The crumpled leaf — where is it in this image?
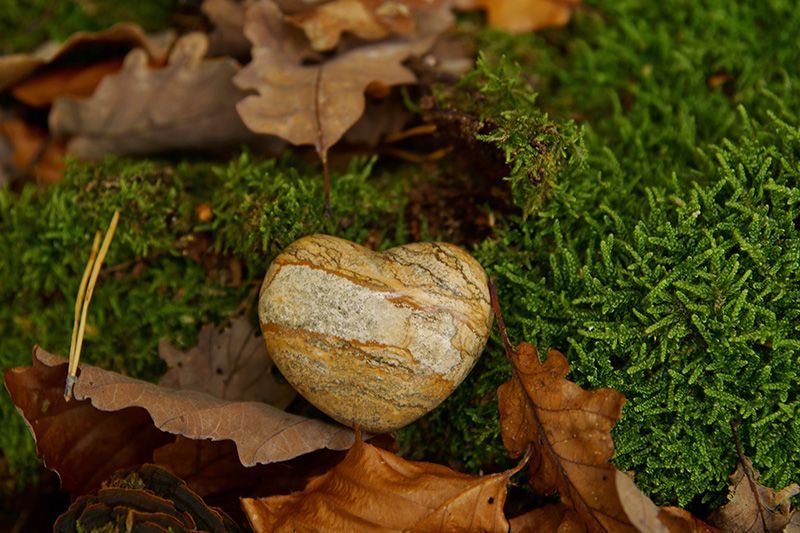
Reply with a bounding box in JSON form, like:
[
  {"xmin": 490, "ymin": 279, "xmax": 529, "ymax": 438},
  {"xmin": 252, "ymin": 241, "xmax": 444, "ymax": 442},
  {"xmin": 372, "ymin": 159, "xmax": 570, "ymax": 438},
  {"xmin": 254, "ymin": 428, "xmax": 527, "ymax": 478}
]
[
  {"xmin": 285, "ymin": 0, "xmax": 448, "ymax": 51},
  {"xmin": 709, "ymin": 456, "xmax": 800, "ymax": 533},
  {"xmin": 3, "ymin": 346, "xmax": 356, "ymax": 495},
  {"xmin": 234, "ymin": 0, "xmax": 450, "ymax": 158},
  {"xmin": 159, "ymin": 317, "xmax": 296, "ymax": 408},
  {"xmin": 454, "ymin": 0, "xmax": 580, "ymax": 33},
  {"xmin": 49, "ymin": 32, "xmax": 277, "ymax": 159},
  {"xmin": 242, "ymin": 434, "xmax": 522, "ymax": 532},
  {"xmin": 54, "ymin": 464, "xmax": 241, "ymax": 533},
  {"xmin": 0, "ymin": 23, "xmax": 173, "ymax": 94}
]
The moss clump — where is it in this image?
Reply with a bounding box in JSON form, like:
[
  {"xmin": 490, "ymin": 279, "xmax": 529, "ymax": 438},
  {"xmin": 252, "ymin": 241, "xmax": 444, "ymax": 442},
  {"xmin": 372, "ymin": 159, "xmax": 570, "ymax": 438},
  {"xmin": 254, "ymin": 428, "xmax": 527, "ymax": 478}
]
[{"xmin": 0, "ymin": 154, "xmax": 407, "ymax": 491}]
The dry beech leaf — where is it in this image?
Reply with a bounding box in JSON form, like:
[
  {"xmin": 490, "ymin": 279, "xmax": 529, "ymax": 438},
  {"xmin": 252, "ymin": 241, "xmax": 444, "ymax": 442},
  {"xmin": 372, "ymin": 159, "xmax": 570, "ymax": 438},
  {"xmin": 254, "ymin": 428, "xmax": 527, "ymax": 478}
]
[
  {"xmin": 454, "ymin": 0, "xmax": 580, "ymax": 33},
  {"xmin": 242, "ymin": 434, "xmax": 522, "ymax": 532},
  {"xmin": 234, "ymin": 0, "xmax": 451, "ymax": 157},
  {"xmin": 285, "ymin": 0, "xmax": 449, "ymax": 52},
  {"xmin": 0, "ymin": 117, "xmax": 65, "ymax": 183},
  {"xmin": 203, "ymin": 0, "xmax": 255, "ymax": 58},
  {"xmin": 49, "ymin": 32, "xmax": 277, "ymax": 159},
  {"xmin": 159, "ymin": 317, "xmax": 296, "ymax": 408},
  {"xmin": 0, "ymin": 23, "xmax": 173, "ymax": 94},
  {"xmin": 709, "ymin": 456, "xmax": 799, "ymax": 533},
  {"xmin": 3, "ymin": 346, "xmax": 356, "ymax": 496}
]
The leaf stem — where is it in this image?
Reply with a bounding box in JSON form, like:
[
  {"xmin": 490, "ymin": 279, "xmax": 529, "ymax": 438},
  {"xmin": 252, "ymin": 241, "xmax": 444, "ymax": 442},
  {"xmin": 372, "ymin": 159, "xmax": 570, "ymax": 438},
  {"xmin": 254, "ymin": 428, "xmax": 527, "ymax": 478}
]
[
  {"xmin": 489, "ymin": 277, "xmax": 515, "ymax": 356},
  {"xmin": 730, "ymin": 419, "xmax": 768, "ymax": 531}
]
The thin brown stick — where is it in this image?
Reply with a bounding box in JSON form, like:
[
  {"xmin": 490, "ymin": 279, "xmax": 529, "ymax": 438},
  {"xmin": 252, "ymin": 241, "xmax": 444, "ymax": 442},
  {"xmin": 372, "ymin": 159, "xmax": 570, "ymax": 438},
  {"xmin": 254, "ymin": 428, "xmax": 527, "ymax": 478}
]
[
  {"xmin": 489, "ymin": 277, "xmax": 515, "ymax": 356},
  {"xmin": 322, "ymin": 150, "xmax": 332, "ymax": 219},
  {"xmin": 383, "ymin": 123, "xmax": 438, "ymax": 143},
  {"xmin": 731, "ymin": 419, "xmax": 768, "ymax": 532}
]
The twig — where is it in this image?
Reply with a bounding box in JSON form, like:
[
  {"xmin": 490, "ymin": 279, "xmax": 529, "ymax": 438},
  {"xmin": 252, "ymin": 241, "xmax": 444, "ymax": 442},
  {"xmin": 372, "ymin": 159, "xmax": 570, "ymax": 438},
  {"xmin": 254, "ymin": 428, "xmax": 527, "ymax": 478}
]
[
  {"xmin": 489, "ymin": 277, "xmax": 515, "ymax": 356},
  {"xmin": 730, "ymin": 419, "xmax": 768, "ymax": 532}
]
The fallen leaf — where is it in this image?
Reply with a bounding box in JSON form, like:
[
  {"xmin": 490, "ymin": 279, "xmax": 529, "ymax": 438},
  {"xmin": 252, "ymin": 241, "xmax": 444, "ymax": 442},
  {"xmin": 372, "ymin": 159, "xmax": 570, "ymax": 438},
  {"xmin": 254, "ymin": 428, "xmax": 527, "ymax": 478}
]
[
  {"xmin": 159, "ymin": 317, "xmax": 296, "ymax": 408},
  {"xmin": 454, "ymin": 0, "xmax": 580, "ymax": 33},
  {"xmin": 509, "ymin": 503, "xmax": 584, "ymax": 532},
  {"xmin": 54, "ymin": 464, "xmax": 241, "ymax": 533},
  {"xmin": 709, "ymin": 456, "xmax": 799, "ymax": 533},
  {"xmin": 49, "ymin": 32, "xmax": 277, "ymax": 159},
  {"xmin": 3, "ymin": 346, "xmax": 356, "ymax": 495},
  {"xmin": 203, "ymin": 0, "xmax": 255, "ymax": 58},
  {"xmin": 0, "ymin": 23, "xmax": 173, "ymax": 93},
  {"xmin": 491, "ymin": 284, "xmax": 714, "ymax": 533},
  {"xmin": 242, "ymin": 434, "xmax": 522, "ymax": 532},
  {"xmin": 285, "ymin": 0, "xmax": 449, "ymax": 51},
  {"xmin": 234, "ymin": 0, "xmax": 450, "ymax": 159},
  {"xmin": 343, "ymin": 95, "xmax": 410, "ymax": 146},
  {"xmin": 0, "ymin": 117, "xmax": 65, "ymax": 183}
]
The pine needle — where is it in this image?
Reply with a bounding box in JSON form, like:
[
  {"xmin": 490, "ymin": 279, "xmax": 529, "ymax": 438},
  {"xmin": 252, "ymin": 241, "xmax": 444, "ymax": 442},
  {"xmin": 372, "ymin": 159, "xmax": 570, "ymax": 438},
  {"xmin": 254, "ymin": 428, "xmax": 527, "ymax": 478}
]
[{"xmin": 64, "ymin": 211, "xmax": 120, "ymax": 400}]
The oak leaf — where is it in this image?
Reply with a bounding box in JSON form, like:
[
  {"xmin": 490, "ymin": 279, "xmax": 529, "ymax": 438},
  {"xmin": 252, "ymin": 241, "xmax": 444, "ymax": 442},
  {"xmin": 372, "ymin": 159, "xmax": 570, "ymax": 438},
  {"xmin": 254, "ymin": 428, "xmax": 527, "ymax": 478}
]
[
  {"xmin": 0, "ymin": 23, "xmax": 173, "ymax": 100},
  {"xmin": 49, "ymin": 32, "xmax": 276, "ymax": 159},
  {"xmin": 709, "ymin": 456, "xmax": 799, "ymax": 533},
  {"xmin": 0, "ymin": 117, "xmax": 65, "ymax": 183},
  {"xmin": 454, "ymin": 0, "xmax": 580, "ymax": 33},
  {"xmin": 203, "ymin": 0, "xmax": 255, "ymax": 58},
  {"xmin": 491, "ymin": 284, "xmax": 715, "ymax": 532},
  {"xmin": 285, "ymin": 0, "xmax": 449, "ymax": 51},
  {"xmin": 3, "ymin": 346, "xmax": 356, "ymax": 495},
  {"xmin": 242, "ymin": 434, "xmax": 523, "ymax": 532},
  {"xmin": 159, "ymin": 317, "xmax": 296, "ymax": 408},
  {"xmin": 234, "ymin": 0, "xmax": 450, "ymax": 161}
]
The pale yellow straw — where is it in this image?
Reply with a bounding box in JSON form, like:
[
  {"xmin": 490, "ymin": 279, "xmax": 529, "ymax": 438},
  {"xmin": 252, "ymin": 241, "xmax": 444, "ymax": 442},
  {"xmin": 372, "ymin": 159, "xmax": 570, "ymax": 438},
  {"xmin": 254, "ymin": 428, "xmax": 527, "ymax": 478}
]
[{"xmin": 64, "ymin": 211, "xmax": 120, "ymax": 400}]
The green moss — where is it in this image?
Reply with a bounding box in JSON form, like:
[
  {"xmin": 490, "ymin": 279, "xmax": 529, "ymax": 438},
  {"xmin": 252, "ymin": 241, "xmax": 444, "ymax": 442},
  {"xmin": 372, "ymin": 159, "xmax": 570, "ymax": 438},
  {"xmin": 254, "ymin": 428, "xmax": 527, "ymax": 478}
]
[
  {"xmin": 0, "ymin": 0, "xmax": 176, "ymax": 54},
  {"xmin": 0, "ymin": 154, "xmax": 407, "ymax": 492}
]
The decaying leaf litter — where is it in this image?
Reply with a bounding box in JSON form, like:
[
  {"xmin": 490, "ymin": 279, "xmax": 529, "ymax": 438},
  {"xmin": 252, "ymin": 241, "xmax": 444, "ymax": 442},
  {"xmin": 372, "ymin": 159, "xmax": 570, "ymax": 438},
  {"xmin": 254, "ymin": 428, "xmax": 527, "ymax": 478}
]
[{"xmin": 2, "ymin": 0, "xmax": 799, "ymax": 531}]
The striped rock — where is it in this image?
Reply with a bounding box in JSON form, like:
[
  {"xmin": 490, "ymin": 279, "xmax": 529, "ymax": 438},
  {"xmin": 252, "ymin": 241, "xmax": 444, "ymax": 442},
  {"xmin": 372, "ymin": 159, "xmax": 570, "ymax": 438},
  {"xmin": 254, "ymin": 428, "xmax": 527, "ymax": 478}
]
[{"xmin": 258, "ymin": 234, "xmax": 492, "ymax": 433}]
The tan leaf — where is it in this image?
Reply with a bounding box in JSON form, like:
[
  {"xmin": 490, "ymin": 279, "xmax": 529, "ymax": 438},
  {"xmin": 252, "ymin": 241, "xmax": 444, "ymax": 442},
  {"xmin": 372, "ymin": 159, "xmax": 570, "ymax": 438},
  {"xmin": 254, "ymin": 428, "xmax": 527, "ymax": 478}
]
[
  {"xmin": 0, "ymin": 23, "xmax": 173, "ymax": 93},
  {"xmin": 49, "ymin": 32, "xmax": 277, "ymax": 159},
  {"xmin": 203, "ymin": 0, "xmax": 255, "ymax": 58},
  {"xmin": 285, "ymin": 0, "xmax": 448, "ymax": 51},
  {"xmin": 709, "ymin": 456, "xmax": 800, "ymax": 532},
  {"xmin": 3, "ymin": 346, "xmax": 356, "ymax": 496},
  {"xmin": 234, "ymin": 0, "xmax": 450, "ymax": 156},
  {"xmin": 454, "ymin": 0, "xmax": 580, "ymax": 33},
  {"xmin": 242, "ymin": 434, "xmax": 521, "ymax": 532},
  {"xmin": 509, "ymin": 503, "xmax": 585, "ymax": 532},
  {"xmin": 159, "ymin": 317, "xmax": 296, "ymax": 408},
  {"xmin": 11, "ymin": 58, "xmax": 125, "ymax": 108}
]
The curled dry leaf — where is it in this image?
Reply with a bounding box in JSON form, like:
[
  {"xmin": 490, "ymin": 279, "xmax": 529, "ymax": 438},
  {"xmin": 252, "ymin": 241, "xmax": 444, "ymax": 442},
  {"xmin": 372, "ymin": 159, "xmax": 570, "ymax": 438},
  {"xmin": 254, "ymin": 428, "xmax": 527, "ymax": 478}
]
[
  {"xmin": 242, "ymin": 434, "xmax": 523, "ymax": 532},
  {"xmin": 3, "ymin": 347, "xmax": 355, "ymax": 495},
  {"xmin": 0, "ymin": 23, "xmax": 174, "ymax": 102},
  {"xmin": 49, "ymin": 32, "xmax": 277, "ymax": 159},
  {"xmin": 491, "ymin": 284, "xmax": 714, "ymax": 532},
  {"xmin": 285, "ymin": 0, "xmax": 449, "ymax": 51},
  {"xmin": 709, "ymin": 456, "xmax": 799, "ymax": 533},
  {"xmin": 159, "ymin": 317, "xmax": 296, "ymax": 408},
  {"xmin": 454, "ymin": 0, "xmax": 580, "ymax": 33},
  {"xmin": 234, "ymin": 0, "xmax": 450, "ymax": 157}
]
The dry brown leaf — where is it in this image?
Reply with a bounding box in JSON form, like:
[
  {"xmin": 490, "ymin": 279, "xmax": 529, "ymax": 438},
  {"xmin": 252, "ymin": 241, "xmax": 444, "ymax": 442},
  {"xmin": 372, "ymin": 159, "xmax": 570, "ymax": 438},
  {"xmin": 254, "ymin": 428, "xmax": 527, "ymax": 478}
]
[
  {"xmin": 509, "ymin": 503, "xmax": 585, "ymax": 532},
  {"xmin": 242, "ymin": 434, "xmax": 522, "ymax": 532},
  {"xmin": 203, "ymin": 0, "xmax": 255, "ymax": 58},
  {"xmin": 10, "ymin": 58, "xmax": 125, "ymax": 108},
  {"xmin": 285, "ymin": 0, "xmax": 449, "ymax": 51},
  {"xmin": 0, "ymin": 117, "xmax": 65, "ymax": 183},
  {"xmin": 234, "ymin": 0, "xmax": 449, "ymax": 157},
  {"xmin": 3, "ymin": 346, "xmax": 356, "ymax": 496},
  {"xmin": 49, "ymin": 32, "xmax": 276, "ymax": 159},
  {"xmin": 159, "ymin": 317, "xmax": 296, "ymax": 408},
  {"xmin": 0, "ymin": 23, "xmax": 173, "ymax": 93},
  {"xmin": 455, "ymin": 0, "xmax": 580, "ymax": 33},
  {"xmin": 491, "ymin": 284, "xmax": 714, "ymax": 533},
  {"xmin": 709, "ymin": 456, "xmax": 799, "ymax": 533}
]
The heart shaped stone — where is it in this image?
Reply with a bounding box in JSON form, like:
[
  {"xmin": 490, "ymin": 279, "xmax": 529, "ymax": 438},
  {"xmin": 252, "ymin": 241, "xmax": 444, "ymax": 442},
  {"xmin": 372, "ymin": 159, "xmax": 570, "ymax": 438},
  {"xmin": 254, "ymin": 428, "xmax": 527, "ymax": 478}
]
[{"xmin": 258, "ymin": 234, "xmax": 492, "ymax": 433}]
